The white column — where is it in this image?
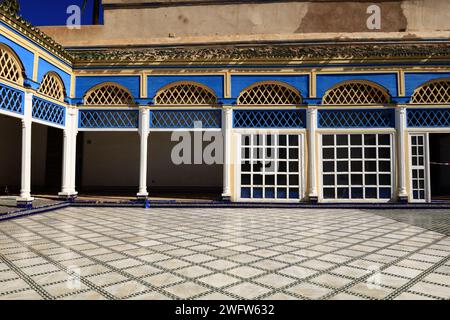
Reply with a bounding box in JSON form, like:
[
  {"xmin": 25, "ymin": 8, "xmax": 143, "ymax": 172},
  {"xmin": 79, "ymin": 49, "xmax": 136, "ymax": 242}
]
[
  {"xmin": 222, "ymin": 108, "xmax": 232, "ymax": 200},
  {"xmin": 59, "ymin": 129, "xmax": 71, "ymax": 195},
  {"xmin": 396, "ymin": 106, "xmax": 408, "ymax": 201},
  {"xmin": 17, "ymin": 92, "xmax": 34, "ymax": 207},
  {"xmin": 68, "ymin": 109, "xmax": 79, "ymax": 196},
  {"xmin": 59, "ymin": 108, "xmax": 78, "ymax": 199},
  {"xmin": 307, "ymin": 108, "xmax": 319, "ymax": 202},
  {"xmin": 137, "ymin": 108, "xmax": 150, "ymax": 199}
]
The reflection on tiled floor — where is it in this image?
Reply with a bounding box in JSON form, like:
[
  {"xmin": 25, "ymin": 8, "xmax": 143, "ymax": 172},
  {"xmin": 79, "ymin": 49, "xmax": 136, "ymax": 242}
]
[
  {"xmin": 0, "ymin": 207, "xmax": 449, "ymax": 300},
  {"xmin": 369, "ymin": 209, "xmax": 450, "ymax": 236}
]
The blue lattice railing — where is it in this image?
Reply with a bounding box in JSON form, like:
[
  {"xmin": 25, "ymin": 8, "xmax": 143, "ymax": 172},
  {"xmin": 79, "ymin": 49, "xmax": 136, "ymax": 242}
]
[
  {"xmin": 150, "ymin": 110, "xmax": 222, "ymax": 129},
  {"xmin": 233, "ymin": 110, "xmax": 306, "ymax": 128},
  {"xmin": 407, "ymin": 109, "xmax": 450, "ymax": 127},
  {"xmin": 32, "ymin": 97, "xmax": 66, "ymax": 126},
  {"xmin": 0, "ymin": 82, "xmax": 24, "ymax": 114},
  {"xmin": 79, "ymin": 110, "xmax": 139, "ymax": 129},
  {"xmin": 318, "ymin": 109, "xmax": 395, "ymax": 128}
]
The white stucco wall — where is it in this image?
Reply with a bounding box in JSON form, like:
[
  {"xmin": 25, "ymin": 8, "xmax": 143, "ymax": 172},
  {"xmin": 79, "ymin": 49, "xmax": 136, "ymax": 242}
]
[
  {"xmin": 0, "ymin": 116, "xmax": 48, "ymax": 192},
  {"xmin": 31, "ymin": 123, "xmax": 48, "ymax": 188},
  {"xmin": 0, "ymin": 116, "xmax": 21, "ymax": 191},
  {"xmin": 148, "ymin": 132, "xmax": 222, "ymax": 188},
  {"xmin": 81, "ymin": 132, "xmax": 140, "ymax": 188},
  {"xmin": 81, "ymin": 132, "xmax": 222, "ymax": 189}
]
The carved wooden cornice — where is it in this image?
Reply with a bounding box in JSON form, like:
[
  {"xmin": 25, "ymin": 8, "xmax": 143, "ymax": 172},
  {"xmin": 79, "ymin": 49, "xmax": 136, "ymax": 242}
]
[
  {"xmin": 0, "ymin": 2, "xmax": 73, "ymax": 63},
  {"xmin": 70, "ymin": 43, "xmax": 450, "ymax": 64}
]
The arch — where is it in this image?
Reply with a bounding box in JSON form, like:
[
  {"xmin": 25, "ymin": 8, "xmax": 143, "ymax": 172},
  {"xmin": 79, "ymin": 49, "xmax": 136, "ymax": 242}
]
[
  {"xmin": 154, "ymin": 81, "xmax": 218, "ymax": 105},
  {"xmin": 410, "ymin": 78, "xmax": 450, "ymax": 104},
  {"xmin": 84, "ymin": 82, "xmax": 134, "ymax": 106},
  {"xmin": 0, "ymin": 43, "xmax": 24, "ymax": 85},
  {"xmin": 37, "ymin": 72, "xmax": 66, "ymax": 102},
  {"xmin": 322, "ymin": 80, "xmax": 391, "ymax": 105},
  {"xmin": 237, "ymin": 81, "xmax": 302, "ymax": 105}
]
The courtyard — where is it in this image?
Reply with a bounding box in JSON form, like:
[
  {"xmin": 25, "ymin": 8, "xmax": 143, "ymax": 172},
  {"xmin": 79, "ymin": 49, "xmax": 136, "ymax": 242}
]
[{"xmin": 0, "ymin": 207, "xmax": 449, "ymax": 300}]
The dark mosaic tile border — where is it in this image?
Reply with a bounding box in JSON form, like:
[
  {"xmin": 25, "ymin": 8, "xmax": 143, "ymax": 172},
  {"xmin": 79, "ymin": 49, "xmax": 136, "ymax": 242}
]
[{"xmin": 3, "ymin": 200, "xmax": 450, "ymax": 223}]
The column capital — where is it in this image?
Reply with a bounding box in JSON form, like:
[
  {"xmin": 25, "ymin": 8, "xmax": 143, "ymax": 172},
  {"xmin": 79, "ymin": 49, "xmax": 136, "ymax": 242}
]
[
  {"xmin": 307, "ymin": 108, "xmax": 319, "ymax": 118},
  {"xmin": 396, "ymin": 106, "xmax": 407, "ymax": 114},
  {"xmin": 68, "ymin": 107, "xmax": 79, "ymax": 117},
  {"xmin": 139, "ymin": 106, "xmax": 151, "ymax": 113}
]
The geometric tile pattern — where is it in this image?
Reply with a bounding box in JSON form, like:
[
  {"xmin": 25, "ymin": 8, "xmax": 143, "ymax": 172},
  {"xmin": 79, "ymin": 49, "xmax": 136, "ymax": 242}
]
[
  {"xmin": 322, "ymin": 81, "xmax": 390, "ymax": 105},
  {"xmin": 150, "ymin": 110, "xmax": 221, "ymax": 129},
  {"xmin": 0, "ymin": 207, "xmax": 448, "ymax": 300},
  {"xmin": 154, "ymin": 82, "xmax": 217, "ymax": 105},
  {"xmin": 32, "ymin": 97, "xmax": 66, "ymax": 126},
  {"xmin": 79, "ymin": 110, "xmax": 139, "ymax": 129},
  {"xmin": 84, "ymin": 83, "xmax": 134, "ymax": 106},
  {"xmin": 0, "ymin": 46, "xmax": 22, "ymax": 85},
  {"xmin": 234, "ymin": 110, "xmax": 306, "ymax": 128},
  {"xmin": 407, "ymin": 109, "xmax": 450, "ymax": 128},
  {"xmin": 237, "ymin": 83, "xmax": 302, "ymax": 105},
  {"xmin": 410, "ymin": 79, "xmax": 450, "ymax": 104},
  {"xmin": 37, "ymin": 72, "xmax": 65, "ymax": 102},
  {"xmin": 0, "ymin": 82, "xmax": 23, "ymax": 114},
  {"xmin": 318, "ymin": 109, "xmax": 395, "ymax": 128}
]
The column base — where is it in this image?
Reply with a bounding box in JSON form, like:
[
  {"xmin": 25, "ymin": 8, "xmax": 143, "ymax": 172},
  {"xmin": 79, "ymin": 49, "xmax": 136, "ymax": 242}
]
[
  {"xmin": 137, "ymin": 192, "xmax": 149, "ymax": 200},
  {"xmin": 309, "ymin": 195, "xmax": 319, "ymax": 204},
  {"xmin": 221, "ymin": 194, "xmax": 232, "ymax": 202},
  {"xmin": 58, "ymin": 192, "xmax": 78, "ymax": 201},
  {"xmin": 398, "ymin": 195, "xmax": 409, "ymax": 204},
  {"xmin": 17, "ymin": 197, "xmax": 34, "ymax": 209}
]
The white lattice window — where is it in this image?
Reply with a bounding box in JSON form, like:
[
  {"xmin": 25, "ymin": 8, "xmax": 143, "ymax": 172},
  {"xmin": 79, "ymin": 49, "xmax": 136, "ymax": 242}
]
[
  {"xmin": 154, "ymin": 82, "xmax": 217, "ymax": 105},
  {"xmin": 239, "ymin": 134, "xmax": 303, "ymax": 202},
  {"xmin": 323, "ymin": 81, "xmax": 390, "ymax": 105},
  {"xmin": 84, "ymin": 83, "xmax": 134, "ymax": 105},
  {"xmin": 321, "ymin": 134, "xmax": 394, "ymax": 201},
  {"xmin": 237, "ymin": 82, "xmax": 302, "ymax": 105},
  {"xmin": 0, "ymin": 45, "xmax": 23, "ymax": 85},
  {"xmin": 37, "ymin": 72, "xmax": 65, "ymax": 102},
  {"xmin": 411, "ymin": 79, "xmax": 450, "ymax": 104}
]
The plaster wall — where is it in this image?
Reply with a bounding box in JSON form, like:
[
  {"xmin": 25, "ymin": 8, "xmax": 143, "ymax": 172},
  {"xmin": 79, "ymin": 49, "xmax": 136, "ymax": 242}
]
[
  {"xmin": 0, "ymin": 117, "xmax": 48, "ymax": 192},
  {"xmin": 40, "ymin": 0, "xmax": 450, "ymax": 47}
]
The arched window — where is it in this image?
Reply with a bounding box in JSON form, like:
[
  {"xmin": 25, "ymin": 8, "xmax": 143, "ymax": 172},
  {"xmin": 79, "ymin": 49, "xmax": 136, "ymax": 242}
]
[
  {"xmin": 37, "ymin": 72, "xmax": 66, "ymax": 102},
  {"xmin": 154, "ymin": 82, "xmax": 217, "ymax": 105},
  {"xmin": 411, "ymin": 79, "xmax": 450, "ymax": 104},
  {"xmin": 322, "ymin": 81, "xmax": 390, "ymax": 105},
  {"xmin": 0, "ymin": 44, "xmax": 23, "ymax": 85},
  {"xmin": 237, "ymin": 82, "xmax": 302, "ymax": 105},
  {"xmin": 84, "ymin": 83, "xmax": 134, "ymax": 105}
]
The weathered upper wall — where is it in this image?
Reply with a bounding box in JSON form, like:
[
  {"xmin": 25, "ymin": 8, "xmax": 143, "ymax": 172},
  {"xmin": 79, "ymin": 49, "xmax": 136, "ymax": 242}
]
[{"xmin": 40, "ymin": 0, "xmax": 450, "ymax": 47}]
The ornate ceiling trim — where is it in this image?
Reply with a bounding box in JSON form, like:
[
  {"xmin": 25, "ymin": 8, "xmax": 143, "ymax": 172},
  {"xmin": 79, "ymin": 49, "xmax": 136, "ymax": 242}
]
[
  {"xmin": 0, "ymin": 2, "xmax": 73, "ymax": 63},
  {"xmin": 70, "ymin": 43, "xmax": 450, "ymax": 64}
]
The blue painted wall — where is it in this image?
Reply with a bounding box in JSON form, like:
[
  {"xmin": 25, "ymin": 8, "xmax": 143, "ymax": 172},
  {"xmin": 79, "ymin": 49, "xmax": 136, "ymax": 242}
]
[
  {"xmin": 0, "ymin": 33, "xmax": 34, "ymax": 79},
  {"xmin": 37, "ymin": 58, "xmax": 71, "ymax": 95},
  {"xmin": 148, "ymin": 75, "xmax": 224, "ymax": 98},
  {"xmin": 231, "ymin": 75, "xmax": 309, "ymax": 98},
  {"xmin": 75, "ymin": 76, "xmax": 140, "ymax": 99},
  {"xmin": 405, "ymin": 73, "xmax": 450, "ymax": 97},
  {"xmin": 316, "ymin": 73, "xmax": 399, "ymax": 98}
]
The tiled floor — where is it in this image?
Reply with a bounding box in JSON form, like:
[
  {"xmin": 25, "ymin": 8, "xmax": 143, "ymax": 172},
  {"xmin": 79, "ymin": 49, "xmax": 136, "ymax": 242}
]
[{"xmin": 0, "ymin": 207, "xmax": 449, "ymax": 300}]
